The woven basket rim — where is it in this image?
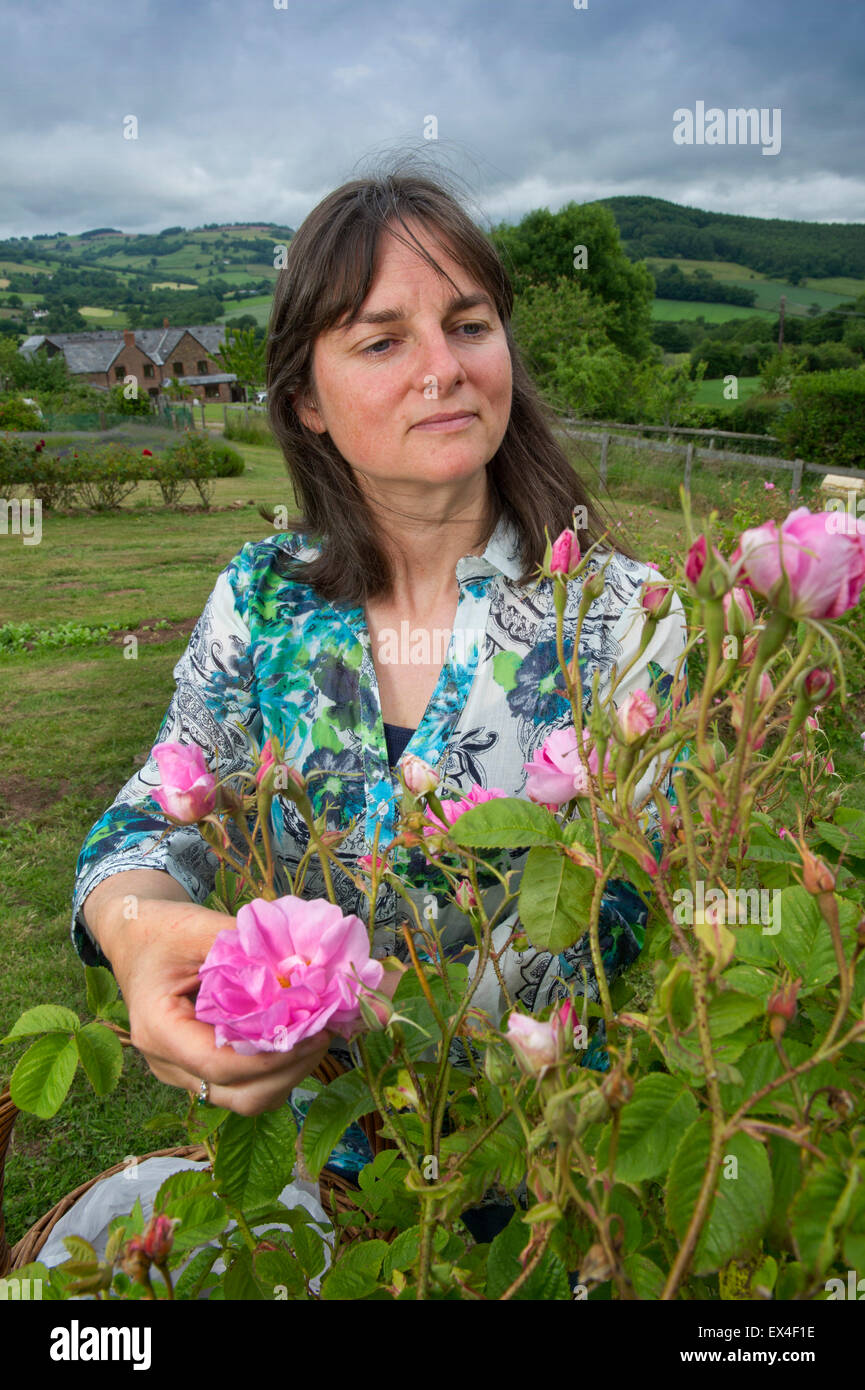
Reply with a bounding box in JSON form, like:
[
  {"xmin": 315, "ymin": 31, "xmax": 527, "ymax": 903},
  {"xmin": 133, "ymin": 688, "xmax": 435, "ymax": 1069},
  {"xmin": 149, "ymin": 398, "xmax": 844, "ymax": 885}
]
[{"xmin": 1, "ymin": 1051, "xmax": 398, "ymax": 1275}]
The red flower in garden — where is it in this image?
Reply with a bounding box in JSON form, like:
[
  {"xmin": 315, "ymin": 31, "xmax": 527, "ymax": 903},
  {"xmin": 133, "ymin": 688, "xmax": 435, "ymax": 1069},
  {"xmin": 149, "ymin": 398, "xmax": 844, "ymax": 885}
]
[{"xmin": 142, "ymin": 449, "xmax": 153, "ymax": 456}]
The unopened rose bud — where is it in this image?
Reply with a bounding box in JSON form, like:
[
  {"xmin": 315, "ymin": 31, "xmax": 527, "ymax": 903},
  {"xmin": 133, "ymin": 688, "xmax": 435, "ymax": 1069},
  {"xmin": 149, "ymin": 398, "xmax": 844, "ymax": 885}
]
[
  {"xmin": 741, "ymin": 632, "xmax": 760, "ymax": 666},
  {"xmin": 803, "ymin": 668, "xmax": 835, "ymax": 703},
  {"xmin": 685, "ymin": 535, "xmax": 707, "ymax": 588},
  {"xmin": 402, "ymin": 753, "xmax": 440, "ymax": 796},
  {"xmin": 142, "ymin": 1213, "xmax": 177, "ymax": 1265},
  {"xmin": 798, "ymin": 843, "xmax": 836, "ymax": 895},
  {"xmin": 120, "ymin": 1236, "xmax": 152, "ymax": 1285},
  {"xmin": 723, "ymin": 586, "xmax": 756, "ymax": 638},
  {"xmin": 601, "ymin": 1065, "xmax": 633, "ymax": 1110},
  {"xmin": 767, "ymin": 976, "xmax": 801, "ymax": 1039},
  {"xmin": 642, "ymin": 581, "xmax": 673, "ymax": 618},
  {"xmin": 484, "ymin": 1046, "xmax": 514, "ymax": 1086},
  {"xmin": 549, "ymin": 527, "xmax": 581, "ymax": 577},
  {"xmin": 455, "ymin": 878, "xmax": 477, "ymax": 911},
  {"xmin": 617, "ymin": 689, "xmax": 658, "ymax": 743}
]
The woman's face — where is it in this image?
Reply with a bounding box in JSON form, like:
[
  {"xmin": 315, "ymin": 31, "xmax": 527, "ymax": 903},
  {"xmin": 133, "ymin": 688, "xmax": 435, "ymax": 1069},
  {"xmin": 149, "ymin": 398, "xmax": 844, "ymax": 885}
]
[{"xmin": 296, "ymin": 220, "xmax": 513, "ymax": 502}]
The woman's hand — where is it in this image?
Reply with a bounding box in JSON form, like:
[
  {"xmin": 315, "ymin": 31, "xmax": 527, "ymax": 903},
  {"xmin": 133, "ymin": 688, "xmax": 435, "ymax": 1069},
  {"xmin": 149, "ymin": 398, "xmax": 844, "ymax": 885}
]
[{"xmin": 94, "ymin": 895, "xmax": 335, "ymax": 1116}]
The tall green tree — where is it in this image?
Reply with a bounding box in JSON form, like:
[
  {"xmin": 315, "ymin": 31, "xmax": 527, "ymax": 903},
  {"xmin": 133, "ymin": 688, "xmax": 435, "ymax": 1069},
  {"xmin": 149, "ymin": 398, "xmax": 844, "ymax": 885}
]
[{"xmin": 491, "ymin": 202, "xmax": 655, "ymax": 359}]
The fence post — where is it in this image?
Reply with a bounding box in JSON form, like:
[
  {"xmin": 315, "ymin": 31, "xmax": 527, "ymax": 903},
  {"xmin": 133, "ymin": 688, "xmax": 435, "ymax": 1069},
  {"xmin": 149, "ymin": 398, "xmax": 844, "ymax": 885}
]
[
  {"xmin": 791, "ymin": 458, "xmax": 803, "ymax": 500},
  {"xmin": 684, "ymin": 442, "xmax": 694, "ymax": 491},
  {"xmin": 599, "ymin": 433, "xmax": 609, "ymax": 486},
  {"xmin": 708, "ymin": 436, "xmax": 715, "ymax": 452},
  {"xmin": 223, "ymin": 404, "xmax": 228, "ymax": 429},
  {"xmin": 99, "ymin": 410, "xmax": 106, "ymax": 431}
]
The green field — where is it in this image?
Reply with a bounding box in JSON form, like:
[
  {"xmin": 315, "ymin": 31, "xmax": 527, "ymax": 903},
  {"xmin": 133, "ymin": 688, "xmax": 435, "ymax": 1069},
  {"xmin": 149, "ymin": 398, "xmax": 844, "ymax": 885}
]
[
  {"xmin": 651, "ymin": 299, "xmax": 774, "ymax": 323},
  {"xmin": 217, "ymin": 292, "xmax": 274, "ymax": 326},
  {"xmin": 692, "ymin": 375, "xmax": 762, "ymax": 406}
]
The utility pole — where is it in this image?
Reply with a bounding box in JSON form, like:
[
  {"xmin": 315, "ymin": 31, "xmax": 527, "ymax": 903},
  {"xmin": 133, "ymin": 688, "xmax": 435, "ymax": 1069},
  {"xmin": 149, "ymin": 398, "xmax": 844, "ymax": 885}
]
[{"xmin": 778, "ymin": 295, "xmax": 786, "ymax": 352}]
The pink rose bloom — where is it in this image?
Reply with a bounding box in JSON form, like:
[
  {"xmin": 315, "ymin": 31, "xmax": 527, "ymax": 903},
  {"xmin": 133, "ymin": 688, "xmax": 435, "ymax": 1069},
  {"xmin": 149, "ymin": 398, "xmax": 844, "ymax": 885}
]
[
  {"xmin": 196, "ymin": 895, "xmax": 384, "ymax": 1054},
  {"xmin": 550, "ymin": 528, "xmax": 581, "ymax": 576},
  {"xmin": 151, "ymin": 741, "xmax": 217, "ymax": 823},
  {"xmin": 736, "ymin": 508, "xmax": 865, "ymax": 620},
  {"xmin": 505, "ymin": 1012, "xmax": 559, "ymax": 1075},
  {"xmin": 764, "ymin": 480, "xmax": 775, "ymax": 491},
  {"xmin": 402, "ymin": 753, "xmax": 440, "ymax": 795},
  {"xmin": 617, "ymin": 689, "xmax": 657, "ymax": 742},
  {"xmin": 357, "ymin": 852, "xmax": 387, "ymax": 873},
  {"xmin": 423, "ymin": 783, "xmax": 508, "ymax": 836},
  {"xmin": 524, "ymin": 727, "xmax": 592, "ymax": 806}
]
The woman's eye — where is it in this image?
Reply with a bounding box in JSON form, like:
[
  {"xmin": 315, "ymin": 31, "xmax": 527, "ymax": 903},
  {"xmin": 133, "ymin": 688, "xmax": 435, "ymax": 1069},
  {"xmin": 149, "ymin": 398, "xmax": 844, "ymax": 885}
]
[
  {"xmin": 457, "ymin": 321, "xmax": 487, "ymax": 336},
  {"xmin": 362, "ymin": 337, "xmax": 396, "ymax": 356}
]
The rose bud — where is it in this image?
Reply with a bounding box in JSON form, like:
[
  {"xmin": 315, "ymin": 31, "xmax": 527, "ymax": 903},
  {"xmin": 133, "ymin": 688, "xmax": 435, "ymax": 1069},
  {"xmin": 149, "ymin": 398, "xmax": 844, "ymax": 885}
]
[
  {"xmin": 767, "ymin": 977, "xmax": 802, "ymax": 1040},
  {"xmin": 685, "ymin": 534, "xmax": 707, "ymax": 587},
  {"xmin": 723, "ymin": 585, "xmax": 756, "ymax": 638},
  {"xmin": 549, "ymin": 527, "xmax": 581, "ymax": 577},
  {"xmin": 455, "ymin": 879, "xmax": 477, "ymax": 911},
  {"xmin": 758, "ymin": 672, "xmax": 774, "ymax": 704},
  {"xmin": 741, "ymin": 631, "xmax": 760, "ymax": 666},
  {"xmin": 803, "ymin": 668, "xmax": 835, "ymax": 704},
  {"xmin": 797, "ymin": 842, "xmax": 836, "ymax": 895},
  {"xmin": 120, "ymin": 1236, "xmax": 152, "ymax": 1286},
  {"xmin": 402, "ymin": 753, "xmax": 440, "ymax": 796},
  {"xmin": 142, "ymin": 1213, "xmax": 177, "ymax": 1265},
  {"xmin": 642, "ymin": 581, "xmax": 673, "ymax": 618},
  {"xmin": 504, "ymin": 1011, "xmax": 559, "ymax": 1077},
  {"xmin": 151, "ymin": 741, "xmax": 217, "ymax": 823}
]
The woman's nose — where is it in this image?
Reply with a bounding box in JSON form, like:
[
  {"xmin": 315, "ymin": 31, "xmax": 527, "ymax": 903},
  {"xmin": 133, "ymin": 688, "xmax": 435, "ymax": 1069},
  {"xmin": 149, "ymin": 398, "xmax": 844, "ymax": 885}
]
[{"xmin": 417, "ymin": 329, "xmax": 466, "ymax": 396}]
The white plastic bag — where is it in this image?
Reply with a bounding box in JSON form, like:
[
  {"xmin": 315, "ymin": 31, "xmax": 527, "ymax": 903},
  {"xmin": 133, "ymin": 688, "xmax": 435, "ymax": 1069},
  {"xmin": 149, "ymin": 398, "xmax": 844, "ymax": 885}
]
[{"xmin": 38, "ymin": 1156, "xmax": 335, "ymax": 1297}]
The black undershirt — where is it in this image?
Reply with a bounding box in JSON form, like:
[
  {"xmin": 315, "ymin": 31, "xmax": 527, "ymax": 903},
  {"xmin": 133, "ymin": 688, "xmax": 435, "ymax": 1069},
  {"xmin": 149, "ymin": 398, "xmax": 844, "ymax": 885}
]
[{"xmin": 383, "ymin": 721, "xmax": 416, "ymax": 768}]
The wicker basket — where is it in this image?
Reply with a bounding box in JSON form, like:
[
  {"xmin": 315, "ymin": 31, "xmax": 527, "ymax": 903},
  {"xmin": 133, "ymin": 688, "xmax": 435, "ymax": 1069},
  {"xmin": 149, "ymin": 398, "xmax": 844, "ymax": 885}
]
[{"xmin": 0, "ymin": 1051, "xmax": 397, "ymax": 1280}]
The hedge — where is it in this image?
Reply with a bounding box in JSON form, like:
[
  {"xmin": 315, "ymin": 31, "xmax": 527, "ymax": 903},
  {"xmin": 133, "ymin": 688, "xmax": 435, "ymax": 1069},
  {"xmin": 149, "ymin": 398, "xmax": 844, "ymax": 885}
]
[
  {"xmin": 0, "ymin": 432, "xmax": 244, "ymax": 510},
  {"xmin": 775, "ymin": 367, "xmax": 865, "ymax": 469}
]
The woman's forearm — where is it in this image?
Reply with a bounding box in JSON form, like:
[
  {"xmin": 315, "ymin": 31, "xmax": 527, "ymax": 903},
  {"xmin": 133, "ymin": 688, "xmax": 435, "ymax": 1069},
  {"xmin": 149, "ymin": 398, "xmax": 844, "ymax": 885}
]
[{"xmin": 82, "ymin": 869, "xmax": 195, "ymax": 962}]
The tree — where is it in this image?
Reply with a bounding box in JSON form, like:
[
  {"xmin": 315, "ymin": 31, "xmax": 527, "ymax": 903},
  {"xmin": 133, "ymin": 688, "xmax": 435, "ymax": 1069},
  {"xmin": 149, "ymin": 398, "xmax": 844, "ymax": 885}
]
[
  {"xmin": 491, "ymin": 201, "xmax": 655, "ymax": 359},
  {"xmin": 214, "ymin": 326, "xmax": 267, "ymax": 400}
]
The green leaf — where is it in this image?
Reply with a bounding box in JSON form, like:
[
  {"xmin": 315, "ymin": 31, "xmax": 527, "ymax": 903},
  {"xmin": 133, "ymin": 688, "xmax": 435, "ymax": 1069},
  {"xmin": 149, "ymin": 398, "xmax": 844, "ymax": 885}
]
[
  {"xmin": 2, "ymin": 1004, "xmax": 80, "ymax": 1043},
  {"xmin": 214, "ymin": 1107, "xmax": 298, "ymax": 1209},
  {"xmin": 595, "ymin": 1074, "xmax": 699, "ymax": 1183},
  {"xmin": 842, "ymin": 1185, "xmax": 865, "ymax": 1271},
  {"xmin": 173, "ymin": 1245, "xmax": 221, "ymax": 1300},
  {"xmin": 665, "ymin": 1118, "xmax": 773, "ymax": 1276},
  {"xmin": 706, "ymin": 991, "xmax": 765, "ymax": 1038},
  {"xmin": 484, "ymin": 1212, "xmax": 570, "ymax": 1300},
  {"xmin": 721, "ymin": 965, "xmax": 775, "ymax": 1000},
  {"xmin": 772, "ymin": 886, "xmax": 859, "ymax": 992},
  {"xmin": 62, "ymin": 1235, "xmax": 97, "ymax": 1264},
  {"xmin": 223, "ymin": 1246, "xmax": 268, "ymax": 1300},
  {"xmin": 84, "ymin": 965, "xmax": 119, "ymax": 1016},
  {"xmin": 9, "ymin": 1034, "xmax": 79, "ymax": 1117},
  {"xmin": 254, "ymin": 1243, "xmax": 308, "ymax": 1300},
  {"xmin": 383, "ymin": 1223, "xmax": 450, "ymax": 1279},
  {"xmin": 153, "ymin": 1170, "xmax": 229, "ymax": 1253},
  {"xmin": 518, "ymin": 844, "xmax": 595, "ymax": 953},
  {"xmin": 301, "ymin": 1067, "xmax": 377, "ymax": 1181},
  {"xmin": 623, "ymin": 1252, "xmax": 665, "ymax": 1300},
  {"xmin": 99, "ymin": 1000, "xmax": 130, "ymax": 1029},
  {"xmin": 74, "ymin": 1022, "xmax": 123, "ymax": 1096},
  {"xmin": 320, "ymin": 1238, "xmax": 390, "ymax": 1300},
  {"xmin": 447, "ymin": 797, "xmax": 563, "ymax": 849},
  {"xmin": 791, "ymin": 1159, "xmax": 856, "ymax": 1275}
]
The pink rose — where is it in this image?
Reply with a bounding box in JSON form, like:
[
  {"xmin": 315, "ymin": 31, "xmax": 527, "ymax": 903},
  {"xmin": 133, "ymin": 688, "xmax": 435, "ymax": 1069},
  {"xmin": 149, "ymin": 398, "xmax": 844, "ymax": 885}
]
[
  {"xmin": 195, "ymin": 895, "xmax": 384, "ymax": 1054},
  {"xmin": 803, "ymin": 668, "xmax": 835, "ymax": 703},
  {"xmin": 402, "ymin": 753, "xmax": 440, "ymax": 795},
  {"xmin": 423, "ymin": 783, "xmax": 508, "ymax": 836},
  {"xmin": 505, "ymin": 1012, "xmax": 559, "ymax": 1075},
  {"xmin": 617, "ymin": 689, "xmax": 657, "ymax": 743},
  {"xmin": 151, "ymin": 741, "xmax": 217, "ymax": 822},
  {"xmin": 736, "ymin": 508, "xmax": 865, "ymax": 620},
  {"xmin": 550, "ymin": 528, "xmax": 581, "ymax": 576},
  {"xmin": 523, "ymin": 727, "xmax": 592, "ymax": 806}
]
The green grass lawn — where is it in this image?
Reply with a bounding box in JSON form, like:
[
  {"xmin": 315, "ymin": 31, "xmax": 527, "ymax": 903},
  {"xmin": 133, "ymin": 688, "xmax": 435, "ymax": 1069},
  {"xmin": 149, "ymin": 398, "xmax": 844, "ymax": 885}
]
[
  {"xmin": 1, "ymin": 431, "xmax": 863, "ymax": 1250},
  {"xmin": 693, "ymin": 376, "xmax": 762, "ymax": 406}
]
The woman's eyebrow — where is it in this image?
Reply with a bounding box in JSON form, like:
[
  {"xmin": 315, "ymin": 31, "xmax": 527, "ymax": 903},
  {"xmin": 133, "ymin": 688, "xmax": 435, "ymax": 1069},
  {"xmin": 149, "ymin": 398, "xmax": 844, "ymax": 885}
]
[{"xmin": 341, "ymin": 292, "xmax": 494, "ymax": 331}]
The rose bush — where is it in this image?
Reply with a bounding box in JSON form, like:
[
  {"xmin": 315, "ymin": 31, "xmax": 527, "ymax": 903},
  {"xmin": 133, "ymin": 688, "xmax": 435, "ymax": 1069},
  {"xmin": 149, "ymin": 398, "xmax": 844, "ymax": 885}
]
[{"xmin": 5, "ymin": 502, "xmax": 865, "ymax": 1304}]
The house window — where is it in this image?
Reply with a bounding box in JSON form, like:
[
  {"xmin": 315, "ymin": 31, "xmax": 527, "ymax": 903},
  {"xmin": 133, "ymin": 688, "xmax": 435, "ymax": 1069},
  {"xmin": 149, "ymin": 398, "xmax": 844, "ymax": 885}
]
[
  {"xmin": 173, "ymin": 361, "xmax": 184, "ymax": 376},
  {"xmin": 148, "ymin": 387, "xmax": 159, "ymax": 398},
  {"xmin": 115, "ymin": 365, "xmax": 125, "ymax": 380},
  {"xmin": 197, "ymin": 360, "xmax": 208, "ymax": 374},
  {"xmin": 143, "ymin": 363, "xmax": 154, "ymax": 378},
  {"xmin": 205, "ymin": 384, "xmax": 220, "ymax": 398}
]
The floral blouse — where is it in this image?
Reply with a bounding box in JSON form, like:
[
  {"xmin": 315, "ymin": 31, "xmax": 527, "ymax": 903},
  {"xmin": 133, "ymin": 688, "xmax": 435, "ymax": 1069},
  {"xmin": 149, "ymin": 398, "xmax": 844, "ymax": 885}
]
[{"xmin": 70, "ymin": 515, "xmax": 688, "ymax": 1181}]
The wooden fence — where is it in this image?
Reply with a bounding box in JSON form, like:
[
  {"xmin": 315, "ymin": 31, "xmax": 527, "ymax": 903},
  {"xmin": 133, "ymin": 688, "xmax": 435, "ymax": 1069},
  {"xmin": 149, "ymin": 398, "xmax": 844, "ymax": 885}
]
[{"xmin": 556, "ymin": 416, "xmax": 865, "ymax": 498}]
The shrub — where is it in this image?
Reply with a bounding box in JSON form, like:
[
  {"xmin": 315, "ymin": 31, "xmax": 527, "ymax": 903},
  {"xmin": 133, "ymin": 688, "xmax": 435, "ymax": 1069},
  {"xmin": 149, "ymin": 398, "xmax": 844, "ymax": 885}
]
[
  {"xmin": 776, "ymin": 367, "xmax": 865, "ymax": 469},
  {"xmin": 223, "ymin": 417, "xmax": 275, "ymax": 446},
  {"xmin": 0, "ymin": 396, "xmax": 42, "ymax": 431}
]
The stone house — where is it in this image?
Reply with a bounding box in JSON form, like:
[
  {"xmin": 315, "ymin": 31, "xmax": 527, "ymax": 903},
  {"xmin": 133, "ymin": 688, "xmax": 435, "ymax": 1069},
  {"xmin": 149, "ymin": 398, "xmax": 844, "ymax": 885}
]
[{"xmin": 17, "ymin": 323, "xmax": 242, "ymax": 402}]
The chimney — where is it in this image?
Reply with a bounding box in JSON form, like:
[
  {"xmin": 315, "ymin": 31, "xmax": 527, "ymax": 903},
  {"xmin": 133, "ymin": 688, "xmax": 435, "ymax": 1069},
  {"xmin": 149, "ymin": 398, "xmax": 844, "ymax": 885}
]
[
  {"xmin": 163, "ymin": 318, "xmax": 169, "ymax": 328},
  {"xmin": 123, "ymin": 329, "xmax": 135, "ymax": 349}
]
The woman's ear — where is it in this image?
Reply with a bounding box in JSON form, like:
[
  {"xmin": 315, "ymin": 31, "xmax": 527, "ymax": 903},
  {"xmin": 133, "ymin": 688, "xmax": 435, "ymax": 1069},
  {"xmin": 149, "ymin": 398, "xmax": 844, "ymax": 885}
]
[{"xmin": 293, "ymin": 391, "xmax": 325, "ymax": 433}]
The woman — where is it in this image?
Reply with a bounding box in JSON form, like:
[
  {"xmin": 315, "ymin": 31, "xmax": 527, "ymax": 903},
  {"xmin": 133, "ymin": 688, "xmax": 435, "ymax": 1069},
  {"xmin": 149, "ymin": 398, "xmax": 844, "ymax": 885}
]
[{"xmin": 73, "ymin": 171, "xmax": 687, "ymax": 1206}]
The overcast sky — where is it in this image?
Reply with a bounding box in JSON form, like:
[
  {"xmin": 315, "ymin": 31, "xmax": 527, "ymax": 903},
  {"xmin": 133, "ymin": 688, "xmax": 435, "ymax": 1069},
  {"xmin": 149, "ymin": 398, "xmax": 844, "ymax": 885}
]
[{"xmin": 2, "ymin": 0, "xmax": 863, "ymax": 238}]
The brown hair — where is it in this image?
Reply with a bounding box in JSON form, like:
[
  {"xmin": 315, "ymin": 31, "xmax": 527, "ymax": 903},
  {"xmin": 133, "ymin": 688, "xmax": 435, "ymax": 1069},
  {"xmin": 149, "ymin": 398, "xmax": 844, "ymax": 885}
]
[{"xmin": 266, "ymin": 169, "xmax": 634, "ymax": 605}]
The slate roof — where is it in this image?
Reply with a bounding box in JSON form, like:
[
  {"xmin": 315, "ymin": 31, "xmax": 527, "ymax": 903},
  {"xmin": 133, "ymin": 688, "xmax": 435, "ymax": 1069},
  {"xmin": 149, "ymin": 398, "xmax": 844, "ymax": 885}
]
[
  {"xmin": 177, "ymin": 373, "xmax": 236, "ymax": 385},
  {"xmin": 17, "ymin": 324, "xmax": 229, "ymax": 376}
]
